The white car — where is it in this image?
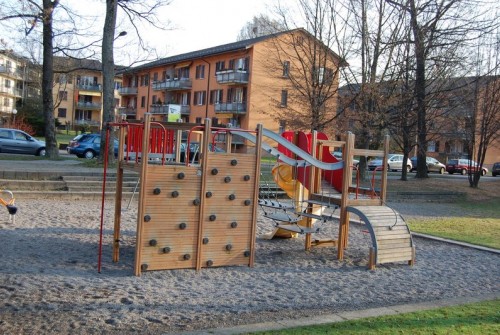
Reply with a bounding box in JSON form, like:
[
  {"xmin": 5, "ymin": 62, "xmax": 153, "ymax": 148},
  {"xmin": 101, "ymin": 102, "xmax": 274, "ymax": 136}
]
[
  {"xmin": 368, "ymin": 154, "xmax": 412, "ymax": 172},
  {"xmin": 332, "ymin": 151, "xmax": 359, "ymax": 168}
]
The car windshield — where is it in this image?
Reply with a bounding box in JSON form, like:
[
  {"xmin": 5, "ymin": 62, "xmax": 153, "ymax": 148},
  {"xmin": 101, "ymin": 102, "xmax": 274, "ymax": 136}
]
[{"xmin": 448, "ymin": 159, "xmax": 458, "ymax": 165}]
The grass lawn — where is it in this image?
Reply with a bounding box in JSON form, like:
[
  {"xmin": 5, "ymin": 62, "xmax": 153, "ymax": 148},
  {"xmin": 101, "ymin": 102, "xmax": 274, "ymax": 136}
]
[
  {"xmin": 407, "ymin": 198, "xmax": 500, "ymax": 249},
  {"xmin": 251, "ymin": 299, "xmax": 500, "ymax": 335}
]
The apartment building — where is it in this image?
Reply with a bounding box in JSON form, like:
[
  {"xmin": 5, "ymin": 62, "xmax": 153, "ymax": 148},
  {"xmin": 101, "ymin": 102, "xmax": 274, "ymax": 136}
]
[
  {"xmin": 118, "ymin": 29, "xmax": 343, "ymax": 148},
  {"xmin": 53, "ymin": 57, "xmax": 122, "ymax": 130},
  {"xmin": 0, "ymin": 50, "xmax": 40, "ymax": 123}
]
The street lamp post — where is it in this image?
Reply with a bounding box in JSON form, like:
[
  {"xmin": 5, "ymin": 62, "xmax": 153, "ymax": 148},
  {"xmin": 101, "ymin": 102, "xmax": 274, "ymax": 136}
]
[{"xmin": 12, "ymin": 109, "xmax": 17, "ymax": 125}]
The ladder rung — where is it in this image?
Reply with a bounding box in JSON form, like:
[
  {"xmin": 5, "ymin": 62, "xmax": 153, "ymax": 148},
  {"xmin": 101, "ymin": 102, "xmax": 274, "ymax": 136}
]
[
  {"xmin": 304, "ymin": 199, "xmax": 339, "ymax": 208},
  {"xmin": 258, "ymin": 199, "xmax": 295, "ymax": 210},
  {"xmin": 264, "ymin": 212, "xmax": 301, "ymax": 223},
  {"xmin": 276, "ymin": 224, "xmax": 320, "ymax": 234},
  {"xmin": 296, "ymin": 212, "xmax": 326, "ymax": 221}
]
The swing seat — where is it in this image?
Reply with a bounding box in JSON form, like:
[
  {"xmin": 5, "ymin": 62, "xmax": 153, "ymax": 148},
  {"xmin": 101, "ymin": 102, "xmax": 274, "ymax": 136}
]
[
  {"xmin": 6, "ymin": 205, "xmax": 17, "ymax": 215},
  {"xmin": 276, "ymin": 224, "xmax": 320, "ymax": 234}
]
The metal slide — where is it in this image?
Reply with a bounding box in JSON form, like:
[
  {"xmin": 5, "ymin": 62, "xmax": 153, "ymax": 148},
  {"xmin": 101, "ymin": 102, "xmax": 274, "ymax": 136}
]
[{"xmin": 230, "ymin": 129, "xmax": 344, "ymax": 171}]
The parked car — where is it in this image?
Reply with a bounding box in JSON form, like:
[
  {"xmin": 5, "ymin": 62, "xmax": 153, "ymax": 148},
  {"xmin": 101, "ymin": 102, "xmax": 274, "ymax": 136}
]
[
  {"xmin": 368, "ymin": 154, "xmax": 412, "ymax": 172},
  {"xmin": 332, "ymin": 151, "xmax": 360, "ymax": 168},
  {"xmin": 492, "ymin": 162, "xmax": 500, "ymax": 177},
  {"xmin": 445, "ymin": 159, "xmax": 488, "ymax": 176},
  {"xmin": 180, "ymin": 141, "xmax": 224, "ymax": 163},
  {"xmin": 66, "ymin": 133, "xmax": 119, "ymax": 159},
  {"xmin": 0, "ymin": 128, "xmax": 46, "ymax": 156},
  {"xmin": 410, "ymin": 156, "xmax": 446, "ymax": 174}
]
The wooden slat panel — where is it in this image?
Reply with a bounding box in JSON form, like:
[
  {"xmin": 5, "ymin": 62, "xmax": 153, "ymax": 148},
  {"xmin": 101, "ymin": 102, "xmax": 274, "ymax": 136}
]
[
  {"xmin": 377, "ymin": 239, "xmax": 412, "ymax": 248},
  {"xmin": 375, "ymin": 230, "xmax": 411, "ymax": 236},
  {"xmin": 373, "ymin": 225, "xmax": 409, "ymax": 231},
  {"xmin": 378, "ymin": 254, "xmax": 414, "ymax": 263},
  {"xmin": 377, "ymin": 247, "xmax": 414, "ymax": 255},
  {"xmin": 376, "ymin": 233, "xmax": 411, "ymax": 240}
]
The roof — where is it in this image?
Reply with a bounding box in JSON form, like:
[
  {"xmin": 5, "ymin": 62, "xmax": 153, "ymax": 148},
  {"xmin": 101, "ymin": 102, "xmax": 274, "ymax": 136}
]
[{"xmin": 120, "ymin": 28, "xmax": 344, "ymax": 74}]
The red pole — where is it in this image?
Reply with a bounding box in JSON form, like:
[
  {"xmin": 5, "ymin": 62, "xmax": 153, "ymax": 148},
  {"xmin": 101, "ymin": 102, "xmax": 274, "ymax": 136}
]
[{"xmin": 98, "ymin": 125, "xmax": 111, "ymax": 273}]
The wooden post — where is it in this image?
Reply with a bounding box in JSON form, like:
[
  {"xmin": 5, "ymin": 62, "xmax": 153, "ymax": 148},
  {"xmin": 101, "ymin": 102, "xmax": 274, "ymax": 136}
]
[
  {"xmin": 249, "ymin": 124, "xmax": 263, "ymax": 266},
  {"xmin": 379, "ymin": 135, "xmax": 390, "ymax": 204},
  {"xmin": 338, "ymin": 132, "xmax": 355, "ymax": 260},
  {"xmin": 112, "ymin": 124, "xmax": 126, "ymax": 262},
  {"xmin": 134, "ymin": 114, "xmax": 152, "ymax": 276},
  {"xmin": 196, "ymin": 119, "xmax": 211, "ymax": 271}
]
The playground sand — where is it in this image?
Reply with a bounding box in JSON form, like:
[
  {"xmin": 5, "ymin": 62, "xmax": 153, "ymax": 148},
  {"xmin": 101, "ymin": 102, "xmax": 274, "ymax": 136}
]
[{"xmin": 0, "ymin": 199, "xmax": 499, "ymax": 334}]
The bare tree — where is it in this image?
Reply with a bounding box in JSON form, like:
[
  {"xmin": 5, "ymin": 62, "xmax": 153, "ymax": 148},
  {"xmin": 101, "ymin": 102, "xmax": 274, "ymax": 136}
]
[{"xmin": 237, "ymin": 14, "xmax": 286, "ymax": 41}]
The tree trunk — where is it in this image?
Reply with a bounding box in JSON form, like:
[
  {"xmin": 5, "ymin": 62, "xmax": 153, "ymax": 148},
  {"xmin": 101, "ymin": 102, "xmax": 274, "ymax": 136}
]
[
  {"xmin": 100, "ymin": 0, "xmax": 119, "ymax": 164},
  {"xmin": 42, "ymin": 0, "xmax": 59, "ymax": 159}
]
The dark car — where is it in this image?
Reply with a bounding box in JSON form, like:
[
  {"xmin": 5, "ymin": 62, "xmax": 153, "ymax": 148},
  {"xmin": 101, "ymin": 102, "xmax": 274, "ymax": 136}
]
[
  {"xmin": 0, "ymin": 128, "xmax": 46, "ymax": 156},
  {"xmin": 492, "ymin": 162, "xmax": 500, "ymax": 177},
  {"xmin": 446, "ymin": 159, "xmax": 488, "ymax": 176},
  {"xmin": 410, "ymin": 156, "xmax": 446, "ymax": 174},
  {"xmin": 67, "ymin": 133, "xmax": 119, "ymax": 159},
  {"xmin": 180, "ymin": 142, "xmax": 224, "ymax": 163}
]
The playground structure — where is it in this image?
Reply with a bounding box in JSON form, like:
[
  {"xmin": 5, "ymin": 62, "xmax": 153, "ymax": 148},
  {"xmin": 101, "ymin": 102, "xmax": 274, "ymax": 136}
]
[
  {"xmin": 104, "ymin": 114, "xmax": 415, "ymax": 276},
  {"xmin": 0, "ymin": 189, "xmax": 17, "ymax": 224}
]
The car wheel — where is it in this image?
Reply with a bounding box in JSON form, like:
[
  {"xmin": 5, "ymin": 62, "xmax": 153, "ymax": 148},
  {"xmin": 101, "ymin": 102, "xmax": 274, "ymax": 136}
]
[
  {"xmin": 439, "ymin": 167, "xmax": 445, "ymax": 174},
  {"xmin": 406, "ymin": 165, "xmax": 411, "ymax": 173},
  {"xmin": 448, "ymin": 171, "xmax": 454, "ymax": 174},
  {"xmin": 481, "ymin": 169, "xmax": 486, "ymax": 176},
  {"xmin": 461, "ymin": 169, "xmax": 467, "ymax": 175},
  {"xmin": 36, "ymin": 148, "xmax": 46, "ymax": 156},
  {"xmin": 84, "ymin": 150, "xmax": 96, "ymax": 159}
]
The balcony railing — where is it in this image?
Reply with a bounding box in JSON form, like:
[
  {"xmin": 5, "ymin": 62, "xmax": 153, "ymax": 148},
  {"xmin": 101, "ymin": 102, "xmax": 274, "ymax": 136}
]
[
  {"xmin": 215, "ymin": 70, "xmax": 249, "ymax": 84},
  {"xmin": 77, "ymin": 102, "xmax": 102, "ymax": 110},
  {"xmin": 117, "ymin": 107, "xmax": 137, "ymax": 116},
  {"xmin": 118, "ymin": 87, "xmax": 138, "ymax": 95},
  {"xmin": 77, "ymin": 83, "xmax": 102, "ymax": 92},
  {"xmin": 150, "ymin": 104, "xmax": 190, "ymax": 115},
  {"xmin": 215, "ymin": 102, "xmax": 247, "ymax": 114},
  {"xmin": 152, "ymin": 78, "xmax": 192, "ymax": 91},
  {"xmin": 0, "ymin": 86, "xmax": 23, "ymax": 97},
  {"xmin": 74, "ymin": 119, "xmax": 100, "ymax": 126}
]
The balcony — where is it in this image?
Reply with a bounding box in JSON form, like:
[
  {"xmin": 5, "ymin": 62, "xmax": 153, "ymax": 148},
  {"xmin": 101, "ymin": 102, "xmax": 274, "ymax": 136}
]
[
  {"xmin": 152, "ymin": 78, "xmax": 192, "ymax": 91},
  {"xmin": 150, "ymin": 104, "xmax": 190, "ymax": 115},
  {"xmin": 74, "ymin": 119, "xmax": 100, "ymax": 126},
  {"xmin": 215, "ymin": 102, "xmax": 247, "ymax": 114},
  {"xmin": 77, "ymin": 102, "xmax": 102, "ymax": 110},
  {"xmin": 215, "ymin": 70, "xmax": 249, "ymax": 85},
  {"xmin": 0, "ymin": 86, "xmax": 23, "ymax": 97},
  {"xmin": 118, "ymin": 107, "xmax": 137, "ymax": 116},
  {"xmin": 77, "ymin": 83, "xmax": 102, "ymax": 92},
  {"xmin": 0, "ymin": 65, "xmax": 23, "ymax": 79},
  {"xmin": 118, "ymin": 86, "xmax": 138, "ymax": 95}
]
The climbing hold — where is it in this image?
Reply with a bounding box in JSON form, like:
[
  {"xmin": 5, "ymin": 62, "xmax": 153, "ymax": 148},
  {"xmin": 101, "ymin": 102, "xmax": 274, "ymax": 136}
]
[
  {"xmin": 211, "ymin": 168, "xmax": 218, "ymax": 175},
  {"xmin": 243, "ymin": 250, "xmax": 250, "ymax": 257},
  {"xmin": 171, "ymin": 191, "xmax": 179, "ymax": 198},
  {"xmin": 225, "ymin": 244, "xmax": 232, "ymax": 251},
  {"xmin": 243, "ymin": 175, "xmax": 250, "ymax": 181},
  {"xmin": 206, "ymin": 191, "xmax": 213, "ymax": 198},
  {"xmin": 244, "ymin": 199, "xmax": 251, "ymax": 206},
  {"xmin": 202, "ymin": 237, "xmax": 209, "ymax": 244},
  {"xmin": 230, "ymin": 159, "xmax": 238, "ymax": 166},
  {"xmin": 206, "ymin": 260, "xmax": 213, "ymax": 267},
  {"xmin": 144, "ymin": 215, "xmax": 151, "ymax": 222},
  {"xmin": 183, "ymin": 254, "xmax": 191, "ymax": 260},
  {"xmin": 228, "ymin": 194, "xmax": 236, "ymax": 201},
  {"xmin": 149, "ymin": 239, "xmax": 157, "ymax": 246},
  {"xmin": 162, "ymin": 247, "xmax": 171, "ymax": 253},
  {"xmin": 230, "ymin": 221, "xmax": 238, "ymax": 228},
  {"xmin": 209, "ymin": 214, "xmax": 216, "ymax": 221},
  {"xmin": 153, "ymin": 188, "xmax": 161, "ymax": 195},
  {"xmin": 224, "ymin": 176, "xmax": 231, "ymax": 183},
  {"xmin": 141, "ymin": 264, "xmax": 148, "ymax": 271},
  {"xmin": 177, "ymin": 172, "xmax": 185, "ymax": 179},
  {"xmin": 179, "ymin": 222, "xmax": 187, "ymax": 230},
  {"xmin": 193, "ymin": 198, "xmax": 200, "ymax": 205}
]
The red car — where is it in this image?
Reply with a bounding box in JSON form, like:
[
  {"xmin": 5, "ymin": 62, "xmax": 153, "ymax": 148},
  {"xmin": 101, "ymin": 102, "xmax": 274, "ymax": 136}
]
[{"xmin": 446, "ymin": 159, "xmax": 488, "ymax": 176}]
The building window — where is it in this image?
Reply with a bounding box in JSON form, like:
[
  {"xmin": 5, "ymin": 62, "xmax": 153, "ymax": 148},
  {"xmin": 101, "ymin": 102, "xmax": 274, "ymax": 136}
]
[
  {"xmin": 195, "ymin": 117, "xmax": 202, "ymax": 124},
  {"xmin": 427, "ymin": 141, "xmax": 436, "ymax": 152},
  {"xmin": 181, "ymin": 92, "xmax": 190, "ymax": 105},
  {"xmin": 57, "ymin": 108, "xmax": 67, "ymax": 118},
  {"xmin": 3, "ymin": 97, "xmax": 10, "ymax": 106},
  {"xmin": 153, "ymin": 72, "xmax": 158, "ymax": 82},
  {"xmin": 229, "ymin": 57, "xmax": 249, "ymax": 71},
  {"xmin": 5, "ymin": 79, "xmax": 11, "ymax": 88},
  {"xmin": 280, "ymin": 90, "xmax": 288, "ymax": 107},
  {"xmin": 282, "ymin": 61, "xmax": 290, "ymax": 77},
  {"xmin": 210, "ymin": 89, "xmax": 223, "ymax": 104},
  {"xmin": 177, "ymin": 67, "xmax": 189, "ymax": 79},
  {"xmin": 152, "ymin": 95, "xmax": 157, "ymax": 104},
  {"xmin": 58, "ymin": 91, "xmax": 68, "ymax": 101},
  {"xmin": 195, "ymin": 65, "xmax": 205, "ymax": 79},
  {"xmin": 215, "ymin": 61, "xmax": 225, "ymax": 72},
  {"xmin": 194, "ymin": 91, "xmax": 206, "ymax": 105},
  {"xmin": 312, "ymin": 66, "xmax": 333, "ymax": 85},
  {"xmin": 141, "ymin": 96, "xmax": 146, "ymax": 108}
]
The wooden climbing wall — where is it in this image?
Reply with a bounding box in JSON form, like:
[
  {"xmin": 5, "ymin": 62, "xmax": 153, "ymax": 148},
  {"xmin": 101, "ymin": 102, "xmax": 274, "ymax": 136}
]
[{"xmin": 134, "ymin": 151, "xmax": 259, "ymax": 275}]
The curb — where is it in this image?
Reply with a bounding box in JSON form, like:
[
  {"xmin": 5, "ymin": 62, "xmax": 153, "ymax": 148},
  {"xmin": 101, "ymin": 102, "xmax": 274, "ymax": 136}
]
[{"xmin": 180, "ymin": 292, "xmax": 500, "ymax": 335}]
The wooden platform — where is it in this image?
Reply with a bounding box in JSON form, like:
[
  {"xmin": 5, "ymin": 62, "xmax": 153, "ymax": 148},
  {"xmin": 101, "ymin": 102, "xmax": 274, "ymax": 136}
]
[{"xmin": 346, "ymin": 205, "xmax": 415, "ymax": 270}]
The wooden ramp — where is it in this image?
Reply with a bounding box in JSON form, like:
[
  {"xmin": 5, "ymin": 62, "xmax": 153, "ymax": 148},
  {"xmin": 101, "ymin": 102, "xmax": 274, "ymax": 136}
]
[{"xmin": 346, "ymin": 205, "xmax": 415, "ymax": 270}]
